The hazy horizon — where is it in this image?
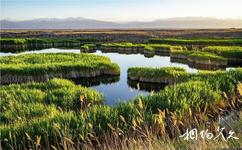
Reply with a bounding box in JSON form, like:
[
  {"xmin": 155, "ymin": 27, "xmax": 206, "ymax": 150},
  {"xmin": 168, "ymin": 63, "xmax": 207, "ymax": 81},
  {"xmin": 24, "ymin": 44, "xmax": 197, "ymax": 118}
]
[
  {"xmin": 2, "ymin": 0, "xmax": 242, "ymax": 22},
  {"xmin": 2, "ymin": 16, "xmax": 242, "ymax": 23}
]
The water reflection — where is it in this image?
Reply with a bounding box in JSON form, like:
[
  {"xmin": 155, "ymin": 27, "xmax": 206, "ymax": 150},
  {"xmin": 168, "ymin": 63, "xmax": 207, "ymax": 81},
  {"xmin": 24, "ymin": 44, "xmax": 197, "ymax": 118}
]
[
  {"xmin": 91, "ymin": 50, "xmax": 197, "ymax": 105},
  {"xmin": 5, "ymin": 48, "xmax": 231, "ymax": 105},
  {"xmin": 170, "ymin": 58, "xmax": 227, "ymax": 71},
  {"xmin": 0, "ymin": 48, "xmax": 80, "ymax": 56},
  {"xmin": 127, "ymin": 80, "xmax": 167, "ymax": 92},
  {"xmin": 70, "ymin": 75, "xmax": 120, "ymax": 87}
]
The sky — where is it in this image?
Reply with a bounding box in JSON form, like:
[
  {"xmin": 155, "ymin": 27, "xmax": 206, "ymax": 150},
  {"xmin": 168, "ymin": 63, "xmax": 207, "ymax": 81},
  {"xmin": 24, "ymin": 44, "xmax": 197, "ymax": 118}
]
[{"xmin": 1, "ymin": 0, "xmax": 242, "ymax": 21}]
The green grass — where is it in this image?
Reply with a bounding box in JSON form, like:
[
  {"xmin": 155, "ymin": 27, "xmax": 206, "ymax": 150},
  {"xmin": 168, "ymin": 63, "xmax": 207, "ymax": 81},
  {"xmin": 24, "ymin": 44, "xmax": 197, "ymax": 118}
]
[
  {"xmin": 0, "ymin": 53, "xmax": 120, "ymax": 82},
  {"xmin": 170, "ymin": 50, "xmax": 192, "ymax": 55},
  {"xmin": 0, "ymin": 38, "xmax": 98, "ymax": 45},
  {"xmin": 128, "ymin": 67, "xmax": 186, "ymax": 79},
  {"xmin": 100, "ymin": 42, "xmax": 184, "ymax": 52},
  {"xmin": 80, "ymin": 44, "xmax": 97, "ymax": 52},
  {"xmin": 138, "ymin": 81, "xmax": 222, "ymax": 115},
  {"xmin": 128, "ymin": 67, "xmax": 242, "ymax": 93},
  {"xmin": 149, "ymin": 38, "xmax": 242, "ymax": 46},
  {"xmin": 171, "ymin": 50, "xmax": 228, "ymax": 65},
  {"xmin": 0, "ymin": 79, "xmax": 103, "ymax": 119},
  {"xmin": 0, "ymin": 38, "xmax": 99, "ymax": 52},
  {"xmin": 202, "ymin": 46, "xmax": 242, "ymax": 59},
  {"xmin": 1, "ymin": 68, "xmax": 242, "ymax": 149},
  {"xmin": 188, "ymin": 51, "xmax": 227, "ymax": 63}
]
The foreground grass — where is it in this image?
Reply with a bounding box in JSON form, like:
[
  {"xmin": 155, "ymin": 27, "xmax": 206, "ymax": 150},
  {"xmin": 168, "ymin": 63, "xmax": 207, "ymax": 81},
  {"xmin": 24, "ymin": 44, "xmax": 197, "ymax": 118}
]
[
  {"xmin": 0, "ymin": 53, "xmax": 120, "ymax": 84},
  {"xmin": 0, "ymin": 79, "xmax": 103, "ymax": 117},
  {"xmin": 1, "ymin": 67, "xmax": 242, "ymax": 149}
]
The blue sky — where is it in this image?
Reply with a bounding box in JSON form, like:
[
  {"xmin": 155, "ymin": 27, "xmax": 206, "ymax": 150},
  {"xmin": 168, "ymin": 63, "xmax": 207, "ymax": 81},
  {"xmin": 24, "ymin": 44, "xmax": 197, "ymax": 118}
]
[{"xmin": 1, "ymin": 0, "xmax": 242, "ymax": 21}]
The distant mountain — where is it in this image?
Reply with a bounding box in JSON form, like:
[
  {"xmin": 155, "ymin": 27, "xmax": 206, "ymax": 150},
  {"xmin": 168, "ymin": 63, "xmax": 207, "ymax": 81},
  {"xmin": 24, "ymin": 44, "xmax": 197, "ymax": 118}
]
[{"xmin": 1, "ymin": 17, "xmax": 242, "ymax": 29}]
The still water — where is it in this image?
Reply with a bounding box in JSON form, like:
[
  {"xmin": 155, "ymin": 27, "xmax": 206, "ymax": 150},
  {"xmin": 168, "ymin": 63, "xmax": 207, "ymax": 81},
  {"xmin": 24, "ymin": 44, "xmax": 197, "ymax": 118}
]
[{"xmin": 0, "ymin": 48, "xmax": 198, "ymax": 105}]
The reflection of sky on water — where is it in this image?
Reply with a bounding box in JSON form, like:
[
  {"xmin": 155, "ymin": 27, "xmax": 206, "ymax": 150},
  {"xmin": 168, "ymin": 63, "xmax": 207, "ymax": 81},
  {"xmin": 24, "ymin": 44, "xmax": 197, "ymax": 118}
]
[
  {"xmin": 92, "ymin": 50, "xmax": 197, "ymax": 105},
  {"xmin": 0, "ymin": 48, "xmax": 198, "ymax": 105}
]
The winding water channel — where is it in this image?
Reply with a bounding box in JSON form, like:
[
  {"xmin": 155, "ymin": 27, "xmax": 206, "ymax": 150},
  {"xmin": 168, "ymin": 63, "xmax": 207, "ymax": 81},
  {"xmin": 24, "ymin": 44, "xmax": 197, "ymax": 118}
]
[{"xmin": 1, "ymin": 48, "xmax": 224, "ymax": 105}]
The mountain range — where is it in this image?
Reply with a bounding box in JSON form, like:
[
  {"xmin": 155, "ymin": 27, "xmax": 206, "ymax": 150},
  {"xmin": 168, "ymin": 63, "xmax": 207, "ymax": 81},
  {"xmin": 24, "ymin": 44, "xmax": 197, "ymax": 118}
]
[{"xmin": 1, "ymin": 17, "xmax": 242, "ymax": 29}]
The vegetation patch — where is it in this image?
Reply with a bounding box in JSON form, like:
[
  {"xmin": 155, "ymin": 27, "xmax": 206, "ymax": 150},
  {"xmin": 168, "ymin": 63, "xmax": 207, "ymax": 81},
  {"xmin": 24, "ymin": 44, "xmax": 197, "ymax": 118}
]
[
  {"xmin": 100, "ymin": 42, "xmax": 184, "ymax": 55},
  {"xmin": 171, "ymin": 50, "xmax": 228, "ymax": 67},
  {"xmin": 0, "ymin": 78, "xmax": 103, "ymax": 114},
  {"xmin": 202, "ymin": 46, "xmax": 242, "ymax": 63},
  {"xmin": 0, "ymin": 38, "xmax": 99, "ymax": 52},
  {"xmin": 1, "ymin": 72, "xmax": 242, "ymax": 149},
  {"xmin": 128, "ymin": 67, "xmax": 242, "ymax": 93},
  {"xmin": 0, "ymin": 53, "xmax": 120, "ymax": 84},
  {"xmin": 80, "ymin": 44, "xmax": 97, "ymax": 52},
  {"xmin": 187, "ymin": 51, "xmax": 227, "ymax": 66},
  {"xmin": 149, "ymin": 38, "xmax": 242, "ymax": 46},
  {"xmin": 128, "ymin": 67, "xmax": 186, "ymax": 84}
]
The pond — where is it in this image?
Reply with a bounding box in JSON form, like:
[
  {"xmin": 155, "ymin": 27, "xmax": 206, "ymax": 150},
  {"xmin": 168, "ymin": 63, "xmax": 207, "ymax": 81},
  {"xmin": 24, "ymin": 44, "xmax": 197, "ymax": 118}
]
[{"xmin": 1, "ymin": 48, "xmax": 198, "ymax": 105}]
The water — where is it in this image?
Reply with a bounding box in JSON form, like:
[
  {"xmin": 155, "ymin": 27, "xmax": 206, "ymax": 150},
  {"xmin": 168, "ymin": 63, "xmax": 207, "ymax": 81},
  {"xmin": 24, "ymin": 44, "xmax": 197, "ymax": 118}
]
[
  {"xmin": 92, "ymin": 51, "xmax": 197, "ymax": 105},
  {"xmin": 0, "ymin": 48, "xmax": 81, "ymax": 56},
  {"xmin": 0, "ymin": 48, "xmax": 197, "ymax": 105}
]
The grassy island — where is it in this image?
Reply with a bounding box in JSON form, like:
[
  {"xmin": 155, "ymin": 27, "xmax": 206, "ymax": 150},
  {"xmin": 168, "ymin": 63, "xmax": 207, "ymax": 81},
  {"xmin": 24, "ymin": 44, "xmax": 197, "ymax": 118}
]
[
  {"xmin": 149, "ymin": 38, "xmax": 242, "ymax": 47},
  {"xmin": 0, "ymin": 53, "xmax": 120, "ymax": 84},
  {"xmin": 128, "ymin": 67, "xmax": 242, "ymax": 88},
  {"xmin": 202, "ymin": 46, "xmax": 242, "ymax": 64},
  {"xmin": 171, "ymin": 50, "xmax": 228, "ymax": 67},
  {"xmin": 128, "ymin": 67, "xmax": 187, "ymax": 84},
  {"xmin": 100, "ymin": 42, "xmax": 184, "ymax": 55},
  {"xmin": 80, "ymin": 44, "xmax": 97, "ymax": 52},
  {"xmin": 0, "ymin": 38, "xmax": 98, "ymax": 52}
]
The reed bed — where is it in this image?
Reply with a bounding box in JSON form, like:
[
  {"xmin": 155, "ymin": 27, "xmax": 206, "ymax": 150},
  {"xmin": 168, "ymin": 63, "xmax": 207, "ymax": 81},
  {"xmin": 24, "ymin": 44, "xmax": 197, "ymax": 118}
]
[
  {"xmin": 1, "ymin": 68, "xmax": 242, "ymax": 149},
  {"xmin": 128, "ymin": 67, "xmax": 242, "ymax": 93},
  {"xmin": 0, "ymin": 78, "xmax": 103, "ymax": 113},
  {"xmin": 0, "ymin": 53, "xmax": 120, "ymax": 84},
  {"xmin": 80, "ymin": 44, "xmax": 97, "ymax": 52},
  {"xmin": 202, "ymin": 46, "xmax": 242, "ymax": 60},
  {"xmin": 0, "ymin": 38, "xmax": 98, "ymax": 45},
  {"xmin": 128, "ymin": 67, "xmax": 186, "ymax": 84},
  {"xmin": 187, "ymin": 51, "xmax": 227, "ymax": 66},
  {"xmin": 171, "ymin": 50, "xmax": 228, "ymax": 67},
  {"xmin": 0, "ymin": 38, "xmax": 98, "ymax": 52},
  {"xmin": 149, "ymin": 38, "xmax": 242, "ymax": 46},
  {"xmin": 100, "ymin": 42, "xmax": 184, "ymax": 54}
]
